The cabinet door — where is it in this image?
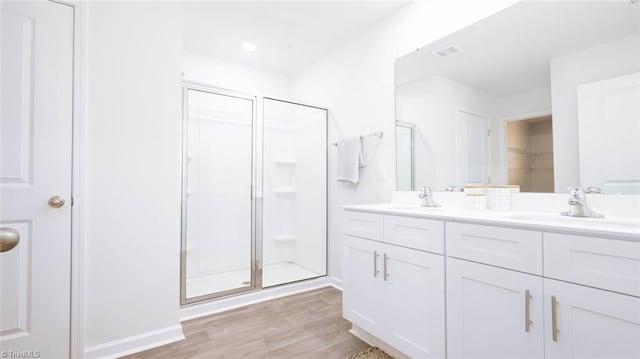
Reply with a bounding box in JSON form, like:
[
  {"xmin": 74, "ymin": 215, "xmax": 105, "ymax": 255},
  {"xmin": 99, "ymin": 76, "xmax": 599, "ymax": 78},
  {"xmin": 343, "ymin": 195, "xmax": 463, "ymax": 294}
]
[
  {"xmin": 544, "ymin": 279, "xmax": 640, "ymax": 359},
  {"xmin": 383, "ymin": 243, "xmax": 445, "ymax": 358},
  {"xmin": 343, "ymin": 235, "xmax": 384, "ymax": 336},
  {"xmin": 447, "ymin": 258, "xmax": 544, "ymax": 359}
]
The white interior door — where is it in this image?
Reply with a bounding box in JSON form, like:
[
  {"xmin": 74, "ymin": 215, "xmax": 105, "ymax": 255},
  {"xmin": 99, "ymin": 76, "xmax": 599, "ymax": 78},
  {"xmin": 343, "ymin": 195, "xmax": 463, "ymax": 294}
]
[
  {"xmin": 577, "ymin": 72, "xmax": 640, "ymax": 194},
  {"xmin": 1, "ymin": 0, "xmax": 74, "ymax": 357}
]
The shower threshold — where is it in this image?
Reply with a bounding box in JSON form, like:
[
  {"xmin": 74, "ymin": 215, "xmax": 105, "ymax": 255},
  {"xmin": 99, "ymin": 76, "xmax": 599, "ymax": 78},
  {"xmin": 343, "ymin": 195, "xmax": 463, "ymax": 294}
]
[{"xmin": 185, "ymin": 262, "xmax": 320, "ymax": 299}]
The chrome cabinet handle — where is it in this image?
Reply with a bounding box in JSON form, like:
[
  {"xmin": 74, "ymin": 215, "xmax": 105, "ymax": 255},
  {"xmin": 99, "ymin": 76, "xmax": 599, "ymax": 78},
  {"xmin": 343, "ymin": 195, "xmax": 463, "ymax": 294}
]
[
  {"xmin": 0, "ymin": 227, "xmax": 20, "ymax": 253},
  {"xmin": 525, "ymin": 289, "xmax": 532, "ymax": 332},
  {"xmin": 48, "ymin": 196, "xmax": 65, "ymax": 208},
  {"xmin": 383, "ymin": 253, "xmax": 389, "ymax": 281},
  {"xmin": 373, "ymin": 251, "xmax": 380, "ymax": 277},
  {"xmin": 551, "ymin": 296, "xmax": 559, "ymax": 342}
]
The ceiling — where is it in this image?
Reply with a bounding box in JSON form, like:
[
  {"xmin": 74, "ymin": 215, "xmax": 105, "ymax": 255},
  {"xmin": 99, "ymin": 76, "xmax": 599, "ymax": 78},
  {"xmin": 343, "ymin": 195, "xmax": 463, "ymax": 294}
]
[
  {"xmin": 182, "ymin": 1, "xmax": 409, "ymax": 76},
  {"xmin": 395, "ymin": 1, "xmax": 640, "ymax": 97}
]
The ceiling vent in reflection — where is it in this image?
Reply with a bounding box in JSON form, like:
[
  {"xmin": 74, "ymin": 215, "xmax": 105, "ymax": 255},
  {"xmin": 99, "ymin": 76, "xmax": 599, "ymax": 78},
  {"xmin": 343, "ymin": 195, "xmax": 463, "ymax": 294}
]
[{"xmin": 431, "ymin": 44, "xmax": 462, "ymax": 59}]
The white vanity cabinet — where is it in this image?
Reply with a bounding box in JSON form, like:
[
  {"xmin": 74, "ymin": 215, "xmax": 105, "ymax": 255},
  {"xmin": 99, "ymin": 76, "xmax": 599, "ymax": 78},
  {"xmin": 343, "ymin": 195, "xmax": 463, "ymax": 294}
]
[
  {"xmin": 343, "ymin": 212, "xmax": 446, "ymax": 358},
  {"xmin": 542, "ymin": 233, "xmax": 640, "ymax": 359},
  {"xmin": 342, "ymin": 208, "xmax": 640, "ymax": 359}
]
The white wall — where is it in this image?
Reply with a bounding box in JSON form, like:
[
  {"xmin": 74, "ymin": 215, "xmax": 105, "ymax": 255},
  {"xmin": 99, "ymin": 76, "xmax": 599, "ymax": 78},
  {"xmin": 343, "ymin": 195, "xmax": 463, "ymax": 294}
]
[
  {"xmin": 290, "ymin": 0, "xmax": 520, "ymax": 280},
  {"xmin": 182, "ymin": 52, "xmax": 291, "ymax": 98},
  {"xmin": 550, "ymin": 34, "xmax": 640, "ymax": 191},
  {"xmin": 84, "ymin": 1, "xmax": 183, "ymax": 352}
]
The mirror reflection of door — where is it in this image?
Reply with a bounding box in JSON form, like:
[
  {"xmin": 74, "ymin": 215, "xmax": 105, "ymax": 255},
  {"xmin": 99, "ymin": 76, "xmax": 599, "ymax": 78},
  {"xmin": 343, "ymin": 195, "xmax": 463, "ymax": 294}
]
[
  {"xmin": 396, "ymin": 122, "xmax": 415, "ymax": 191},
  {"xmin": 506, "ymin": 116, "xmax": 554, "ymax": 193},
  {"xmin": 458, "ymin": 111, "xmax": 489, "ymax": 185}
]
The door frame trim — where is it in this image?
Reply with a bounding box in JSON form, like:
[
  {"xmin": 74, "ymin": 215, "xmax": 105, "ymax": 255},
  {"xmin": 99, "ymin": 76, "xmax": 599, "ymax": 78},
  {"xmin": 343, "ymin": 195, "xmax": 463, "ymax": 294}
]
[{"xmin": 52, "ymin": 0, "xmax": 87, "ymax": 357}]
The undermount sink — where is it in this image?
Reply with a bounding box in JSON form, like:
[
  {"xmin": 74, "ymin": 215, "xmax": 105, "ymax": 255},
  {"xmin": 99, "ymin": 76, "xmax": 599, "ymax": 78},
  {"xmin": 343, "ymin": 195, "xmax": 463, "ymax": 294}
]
[{"xmin": 503, "ymin": 213, "xmax": 640, "ymax": 230}]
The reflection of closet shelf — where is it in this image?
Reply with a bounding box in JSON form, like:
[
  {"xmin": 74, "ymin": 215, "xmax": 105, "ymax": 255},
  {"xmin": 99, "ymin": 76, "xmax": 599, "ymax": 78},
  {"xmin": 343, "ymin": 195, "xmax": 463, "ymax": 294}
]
[
  {"xmin": 507, "ymin": 147, "xmax": 553, "ymax": 156},
  {"xmin": 272, "ymin": 188, "xmax": 296, "ymax": 194},
  {"xmin": 273, "ymin": 235, "xmax": 296, "ymax": 243},
  {"xmin": 273, "ymin": 159, "xmax": 297, "ymax": 165}
]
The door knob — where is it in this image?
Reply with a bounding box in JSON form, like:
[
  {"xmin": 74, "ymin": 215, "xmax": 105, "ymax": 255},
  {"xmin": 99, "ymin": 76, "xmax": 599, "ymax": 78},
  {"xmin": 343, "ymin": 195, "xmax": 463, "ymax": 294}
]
[
  {"xmin": 48, "ymin": 196, "xmax": 65, "ymax": 208},
  {"xmin": 0, "ymin": 227, "xmax": 20, "ymax": 252}
]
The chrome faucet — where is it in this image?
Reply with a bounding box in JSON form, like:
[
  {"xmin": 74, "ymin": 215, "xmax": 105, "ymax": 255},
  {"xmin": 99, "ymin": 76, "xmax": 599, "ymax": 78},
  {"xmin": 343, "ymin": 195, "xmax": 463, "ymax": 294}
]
[
  {"xmin": 419, "ymin": 187, "xmax": 440, "ymax": 207},
  {"xmin": 560, "ymin": 187, "xmax": 603, "ymax": 218}
]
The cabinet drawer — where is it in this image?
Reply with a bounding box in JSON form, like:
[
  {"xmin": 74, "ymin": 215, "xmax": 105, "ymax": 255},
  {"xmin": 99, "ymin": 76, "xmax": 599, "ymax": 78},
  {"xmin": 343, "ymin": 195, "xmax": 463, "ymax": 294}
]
[
  {"xmin": 344, "ymin": 211, "xmax": 383, "ymax": 241},
  {"xmin": 446, "ymin": 222, "xmax": 543, "ymax": 274},
  {"xmin": 383, "ymin": 216, "xmax": 444, "ymax": 254},
  {"xmin": 544, "ymin": 233, "xmax": 640, "ymax": 297}
]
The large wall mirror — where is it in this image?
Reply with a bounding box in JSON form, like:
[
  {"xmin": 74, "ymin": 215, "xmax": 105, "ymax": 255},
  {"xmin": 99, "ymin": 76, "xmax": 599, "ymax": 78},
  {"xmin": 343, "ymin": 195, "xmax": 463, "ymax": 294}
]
[{"xmin": 395, "ymin": 1, "xmax": 639, "ymax": 194}]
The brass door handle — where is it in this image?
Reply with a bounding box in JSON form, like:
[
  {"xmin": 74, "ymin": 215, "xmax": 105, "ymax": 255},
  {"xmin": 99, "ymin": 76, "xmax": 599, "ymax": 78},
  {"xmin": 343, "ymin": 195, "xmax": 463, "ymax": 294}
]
[
  {"xmin": 0, "ymin": 227, "xmax": 20, "ymax": 252},
  {"xmin": 48, "ymin": 196, "xmax": 65, "ymax": 208}
]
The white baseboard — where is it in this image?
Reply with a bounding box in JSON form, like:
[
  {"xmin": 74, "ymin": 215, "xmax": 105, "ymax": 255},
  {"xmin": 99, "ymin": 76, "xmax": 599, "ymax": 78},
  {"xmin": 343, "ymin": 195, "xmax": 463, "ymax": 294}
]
[
  {"xmin": 328, "ymin": 276, "xmax": 342, "ymax": 290},
  {"xmin": 180, "ymin": 276, "xmax": 340, "ymax": 322},
  {"xmin": 84, "ymin": 324, "xmax": 184, "ymax": 359}
]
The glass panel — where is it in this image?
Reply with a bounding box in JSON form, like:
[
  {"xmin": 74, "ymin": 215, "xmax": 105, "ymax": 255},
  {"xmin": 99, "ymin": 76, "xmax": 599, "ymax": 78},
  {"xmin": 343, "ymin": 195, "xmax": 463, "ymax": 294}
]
[
  {"xmin": 262, "ymin": 99, "xmax": 327, "ymax": 287},
  {"xmin": 184, "ymin": 89, "xmax": 254, "ymax": 300}
]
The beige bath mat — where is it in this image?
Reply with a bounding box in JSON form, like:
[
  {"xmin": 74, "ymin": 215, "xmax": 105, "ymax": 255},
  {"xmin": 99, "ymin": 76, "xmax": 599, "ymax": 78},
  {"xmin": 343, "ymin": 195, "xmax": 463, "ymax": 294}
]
[{"xmin": 348, "ymin": 347, "xmax": 393, "ymax": 359}]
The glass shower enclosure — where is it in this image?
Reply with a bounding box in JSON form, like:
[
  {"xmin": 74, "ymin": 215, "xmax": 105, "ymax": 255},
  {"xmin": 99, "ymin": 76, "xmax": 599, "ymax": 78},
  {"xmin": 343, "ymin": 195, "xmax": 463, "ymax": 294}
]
[{"xmin": 180, "ymin": 84, "xmax": 327, "ymax": 304}]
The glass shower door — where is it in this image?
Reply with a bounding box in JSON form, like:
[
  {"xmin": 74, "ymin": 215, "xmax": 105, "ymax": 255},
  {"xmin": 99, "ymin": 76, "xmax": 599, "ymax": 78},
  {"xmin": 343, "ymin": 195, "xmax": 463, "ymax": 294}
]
[
  {"xmin": 261, "ymin": 98, "xmax": 327, "ymax": 287},
  {"xmin": 181, "ymin": 86, "xmax": 255, "ymax": 303}
]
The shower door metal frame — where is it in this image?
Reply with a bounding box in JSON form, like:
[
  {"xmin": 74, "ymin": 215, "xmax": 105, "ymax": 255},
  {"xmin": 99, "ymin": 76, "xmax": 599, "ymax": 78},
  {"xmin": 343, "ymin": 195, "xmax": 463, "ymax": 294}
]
[{"xmin": 180, "ymin": 83, "xmax": 260, "ymax": 305}]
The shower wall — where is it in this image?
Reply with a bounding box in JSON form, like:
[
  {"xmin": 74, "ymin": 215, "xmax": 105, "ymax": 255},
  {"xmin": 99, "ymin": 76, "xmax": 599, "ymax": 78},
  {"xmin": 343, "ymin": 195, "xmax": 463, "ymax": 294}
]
[
  {"xmin": 185, "ymin": 112, "xmax": 252, "ymax": 279},
  {"xmin": 262, "ymin": 99, "xmax": 327, "ymax": 287}
]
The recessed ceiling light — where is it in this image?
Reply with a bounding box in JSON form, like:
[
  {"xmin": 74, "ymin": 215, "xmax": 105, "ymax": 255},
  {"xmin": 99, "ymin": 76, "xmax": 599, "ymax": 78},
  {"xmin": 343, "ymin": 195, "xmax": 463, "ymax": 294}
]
[{"xmin": 242, "ymin": 42, "xmax": 257, "ymax": 52}]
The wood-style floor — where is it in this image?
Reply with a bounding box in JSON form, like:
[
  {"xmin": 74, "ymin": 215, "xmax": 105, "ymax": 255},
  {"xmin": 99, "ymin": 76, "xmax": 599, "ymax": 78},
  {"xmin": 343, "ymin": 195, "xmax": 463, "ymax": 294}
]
[{"xmin": 125, "ymin": 287, "xmax": 370, "ymax": 359}]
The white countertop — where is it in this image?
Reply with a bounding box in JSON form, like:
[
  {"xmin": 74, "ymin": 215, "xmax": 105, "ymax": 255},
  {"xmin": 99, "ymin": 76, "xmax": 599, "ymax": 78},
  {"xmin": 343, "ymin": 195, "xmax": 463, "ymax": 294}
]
[{"xmin": 343, "ymin": 203, "xmax": 640, "ymax": 240}]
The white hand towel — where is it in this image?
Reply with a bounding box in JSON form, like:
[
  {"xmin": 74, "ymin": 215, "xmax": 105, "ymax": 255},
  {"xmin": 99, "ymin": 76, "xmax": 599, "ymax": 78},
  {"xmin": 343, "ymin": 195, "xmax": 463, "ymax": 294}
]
[
  {"xmin": 337, "ymin": 136, "xmax": 365, "ymax": 184},
  {"xmin": 358, "ymin": 137, "xmax": 367, "ymax": 168}
]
